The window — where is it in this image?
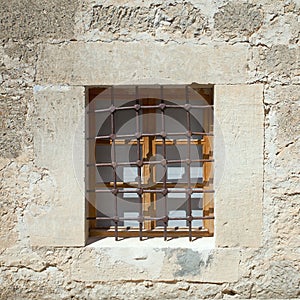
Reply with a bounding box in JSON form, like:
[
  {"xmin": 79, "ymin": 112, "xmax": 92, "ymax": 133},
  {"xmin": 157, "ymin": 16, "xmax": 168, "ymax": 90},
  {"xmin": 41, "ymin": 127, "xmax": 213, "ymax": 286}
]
[{"xmin": 86, "ymin": 85, "xmax": 214, "ymax": 241}]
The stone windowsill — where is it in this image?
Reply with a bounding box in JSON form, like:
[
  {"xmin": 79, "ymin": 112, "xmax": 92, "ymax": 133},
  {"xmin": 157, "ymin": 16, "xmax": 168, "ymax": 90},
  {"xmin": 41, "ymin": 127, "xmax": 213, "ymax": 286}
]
[{"xmin": 86, "ymin": 236, "xmax": 215, "ymax": 249}]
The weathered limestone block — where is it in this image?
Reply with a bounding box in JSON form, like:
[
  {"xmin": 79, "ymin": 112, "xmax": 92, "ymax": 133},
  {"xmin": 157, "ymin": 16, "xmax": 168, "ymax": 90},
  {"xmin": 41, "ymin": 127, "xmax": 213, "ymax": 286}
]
[
  {"xmin": 267, "ymin": 85, "xmax": 299, "ymax": 148},
  {"xmin": 0, "ymin": 160, "xmax": 18, "ymax": 249},
  {"xmin": 89, "ymin": 3, "xmax": 208, "ymax": 39},
  {"xmin": 24, "ymin": 85, "xmax": 85, "ymax": 246},
  {"xmin": 0, "ymin": 43, "xmax": 36, "ymax": 93},
  {"xmin": 250, "ymin": 14, "xmax": 300, "ymax": 46},
  {"xmin": 0, "ymin": 246, "xmax": 47, "ymax": 272},
  {"xmin": 0, "ymin": 155, "xmax": 33, "ymax": 250},
  {"xmin": 0, "ymin": 94, "xmax": 27, "ymax": 158},
  {"xmin": 265, "ymin": 131, "xmax": 300, "ymax": 196},
  {"xmin": 251, "ymin": 258, "xmax": 300, "ymax": 298},
  {"xmin": 214, "ymin": 84, "xmax": 264, "ymax": 248},
  {"xmin": 268, "ymin": 195, "xmax": 300, "ymax": 247},
  {"xmin": 70, "ymin": 245, "xmax": 239, "ymax": 283},
  {"xmin": 0, "ymin": 0, "xmax": 79, "ymax": 42},
  {"xmin": 37, "ymin": 42, "xmax": 250, "ymax": 85},
  {"xmin": 264, "ymin": 85, "xmax": 300, "ymax": 194},
  {"xmin": 214, "ymin": 2, "xmax": 263, "ymax": 40},
  {"xmin": 263, "ymin": 85, "xmax": 300, "ymax": 251},
  {"xmin": 250, "ymin": 45, "xmax": 299, "ymax": 84},
  {"xmin": 0, "ymin": 264, "xmax": 66, "ymax": 299},
  {"xmin": 0, "ymin": 272, "xmax": 226, "ymax": 300},
  {"xmin": 237, "ymin": 247, "xmax": 300, "ymax": 298}
]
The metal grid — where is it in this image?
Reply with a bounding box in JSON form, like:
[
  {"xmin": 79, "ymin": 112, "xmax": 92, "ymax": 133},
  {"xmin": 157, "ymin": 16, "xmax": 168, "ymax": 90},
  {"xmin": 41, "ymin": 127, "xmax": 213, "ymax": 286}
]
[{"xmin": 86, "ymin": 85, "xmax": 214, "ymax": 241}]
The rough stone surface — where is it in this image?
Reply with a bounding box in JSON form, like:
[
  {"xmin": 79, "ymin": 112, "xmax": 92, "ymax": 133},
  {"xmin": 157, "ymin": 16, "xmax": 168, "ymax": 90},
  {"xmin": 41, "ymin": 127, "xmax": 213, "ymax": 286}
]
[
  {"xmin": 1, "ymin": 0, "xmax": 300, "ymax": 299},
  {"xmin": 69, "ymin": 245, "xmax": 239, "ymax": 283},
  {"xmin": 0, "ymin": 0, "xmax": 79, "ymax": 42},
  {"xmin": 214, "ymin": 2, "xmax": 263, "ymax": 40},
  {"xmin": 250, "ymin": 45, "xmax": 300, "ymax": 84},
  {"xmin": 0, "ymin": 93, "xmax": 27, "ymax": 158},
  {"xmin": 90, "ymin": 3, "xmax": 208, "ymax": 39}
]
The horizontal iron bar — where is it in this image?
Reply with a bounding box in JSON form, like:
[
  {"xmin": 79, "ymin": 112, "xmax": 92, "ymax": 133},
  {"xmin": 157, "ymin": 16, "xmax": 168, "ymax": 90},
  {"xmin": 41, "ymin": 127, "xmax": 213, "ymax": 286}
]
[
  {"xmin": 94, "ymin": 182, "xmax": 206, "ymax": 189},
  {"xmin": 87, "ymin": 158, "xmax": 214, "ymax": 167},
  {"xmin": 87, "ymin": 132, "xmax": 214, "ymax": 140},
  {"xmin": 168, "ymin": 216, "xmax": 214, "ymax": 220},
  {"xmin": 89, "ymin": 229, "xmax": 213, "ymax": 238},
  {"xmin": 142, "ymin": 189, "xmax": 164, "ymax": 193},
  {"xmin": 87, "ymin": 216, "xmax": 214, "ymax": 221},
  {"xmin": 88, "ymin": 104, "xmax": 214, "ymax": 114},
  {"xmin": 86, "ymin": 189, "xmax": 112, "ymax": 193},
  {"xmin": 140, "ymin": 105, "xmax": 160, "ymax": 109},
  {"xmin": 87, "ymin": 188, "xmax": 214, "ymax": 193},
  {"xmin": 164, "ymin": 104, "xmax": 213, "ymax": 109}
]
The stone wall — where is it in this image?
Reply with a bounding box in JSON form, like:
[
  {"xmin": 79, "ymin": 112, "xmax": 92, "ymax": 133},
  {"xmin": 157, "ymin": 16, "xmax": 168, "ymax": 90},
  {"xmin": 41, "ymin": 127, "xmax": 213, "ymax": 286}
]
[{"xmin": 0, "ymin": 0, "xmax": 299, "ymax": 299}]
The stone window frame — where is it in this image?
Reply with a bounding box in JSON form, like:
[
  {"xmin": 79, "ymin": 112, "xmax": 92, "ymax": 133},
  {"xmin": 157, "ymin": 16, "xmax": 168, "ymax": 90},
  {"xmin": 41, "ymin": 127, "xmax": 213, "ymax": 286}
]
[
  {"xmin": 30, "ymin": 83, "xmax": 263, "ymax": 249},
  {"xmin": 28, "ymin": 42, "xmax": 264, "ymax": 283}
]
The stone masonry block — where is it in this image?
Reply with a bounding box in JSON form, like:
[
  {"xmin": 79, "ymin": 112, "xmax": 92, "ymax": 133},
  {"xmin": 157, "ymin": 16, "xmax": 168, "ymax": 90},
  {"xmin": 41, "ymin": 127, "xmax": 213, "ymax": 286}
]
[
  {"xmin": 214, "ymin": 84, "xmax": 264, "ymax": 248},
  {"xmin": 70, "ymin": 246, "xmax": 239, "ymax": 283},
  {"xmin": 37, "ymin": 42, "xmax": 250, "ymax": 85},
  {"xmin": 25, "ymin": 85, "xmax": 86, "ymax": 246}
]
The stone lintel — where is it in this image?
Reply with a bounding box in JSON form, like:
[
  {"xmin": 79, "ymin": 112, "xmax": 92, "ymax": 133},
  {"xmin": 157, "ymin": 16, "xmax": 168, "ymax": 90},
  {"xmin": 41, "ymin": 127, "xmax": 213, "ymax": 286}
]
[{"xmin": 37, "ymin": 42, "xmax": 250, "ymax": 86}]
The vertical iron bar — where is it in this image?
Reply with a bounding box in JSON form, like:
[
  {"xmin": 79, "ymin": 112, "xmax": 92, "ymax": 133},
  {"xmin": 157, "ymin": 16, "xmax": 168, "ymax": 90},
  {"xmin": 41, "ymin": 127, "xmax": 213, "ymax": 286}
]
[
  {"xmin": 161, "ymin": 86, "xmax": 167, "ymax": 241},
  {"xmin": 114, "ymin": 195, "xmax": 118, "ymax": 241},
  {"xmin": 87, "ymin": 90, "xmax": 96, "ymax": 229},
  {"xmin": 139, "ymin": 214, "xmax": 143, "ymax": 241},
  {"xmin": 186, "ymin": 86, "xmax": 192, "ymax": 241},
  {"xmin": 136, "ymin": 86, "xmax": 143, "ymax": 241},
  {"xmin": 161, "ymin": 89, "xmax": 167, "ymax": 236},
  {"xmin": 111, "ymin": 87, "xmax": 118, "ymax": 241},
  {"xmin": 111, "ymin": 86, "xmax": 114, "ymax": 106}
]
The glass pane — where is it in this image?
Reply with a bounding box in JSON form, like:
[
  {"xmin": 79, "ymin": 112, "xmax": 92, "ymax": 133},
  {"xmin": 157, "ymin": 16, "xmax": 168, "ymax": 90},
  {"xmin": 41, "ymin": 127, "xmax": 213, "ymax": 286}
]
[
  {"xmin": 168, "ymin": 210, "xmax": 187, "ymax": 227},
  {"xmin": 123, "ymin": 212, "xmax": 139, "ymax": 228},
  {"xmin": 140, "ymin": 110, "xmax": 162, "ymax": 134},
  {"xmin": 95, "ymin": 111, "xmax": 110, "ymax": 136},
  {"xmin": 95, "ymin": 144, "xmax": 111, "ymax": 163},
  {"xmin": 96, "ymin": 192, "xmax": 114, "ymax": 228},
  {"xmin": 115, "ymin": 143, "xmax": 139, "ymax": 163},
  {"xmin": 122, "ymin": 166, "xmax": 138, "ymax": 183},
  {"xmin": 165, "ymin": 108, "xmax": 187, "ymax": 134},
  {"xmin": 114, "ymin": 86, "xmax": 137, "ymax": 107},
  {"xmin": 167, "ymin": 167, "xmax": 185, "ymax": 181},
  {"xmin": 115, "ymin": 109, "xmax": 136, "ymax": 136},
  {"xmin": 165, "ymin": 135, "xmax": 187, "ymax": 162},
  {"xmin": 96, "ymin": 166, "xmax": 114, "ymax": 183},
  {"xmin": 192, "ymin": 210, "xmax": 203, "ymax": 228},
  {"xmin": 190, "ymin": 164, "xmax": 203, "ymax": 184}
]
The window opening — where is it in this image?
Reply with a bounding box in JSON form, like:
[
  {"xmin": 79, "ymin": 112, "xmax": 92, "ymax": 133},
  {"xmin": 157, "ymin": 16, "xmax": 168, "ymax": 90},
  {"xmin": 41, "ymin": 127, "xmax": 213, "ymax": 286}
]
[{"xmin": 86, "ymin": 85, "xmax": 214, "ymax": 241}]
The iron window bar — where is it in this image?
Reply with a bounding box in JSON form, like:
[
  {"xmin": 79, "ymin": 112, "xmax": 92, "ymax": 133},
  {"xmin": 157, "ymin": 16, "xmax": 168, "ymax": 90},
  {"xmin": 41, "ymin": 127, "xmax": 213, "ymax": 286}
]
[
  {"xmin": 89, "ymin": 104, "xmax": 214, "ymax": 114},
  {"xmin": 87, "ymin": 131, "xmax": 213, "ymax": 141},
  {"xmin": 87, "ymin": 158, "xmax": 214, "ymax": 168}
]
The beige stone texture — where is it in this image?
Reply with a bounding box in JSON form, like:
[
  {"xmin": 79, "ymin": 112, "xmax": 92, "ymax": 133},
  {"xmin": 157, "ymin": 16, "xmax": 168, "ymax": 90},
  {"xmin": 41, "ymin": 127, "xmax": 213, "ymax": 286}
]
[
  {"xmin": 0, "ymin": 0, "xmax": 299, "ymax": 298},
  {"xmin": 249, "ymin": 45, "xmax": 299, "ymax": 85},
  {"xmin": 263, "ymin": 85, "xmax": 300, "ymax": 254},
  {"xmin": 37, "ymin": 42, "xmax": 250, "ymax": 85},
  {"xmin": 70, "ymin": 244, "xmax": 239, "ymax": 283},
  {"xmin": 24, "ymin": 85, "xmax": 86, "ymax": 246},
  {"xmin": 0, "ymin": 0, "xmax": 79, "ymax": 42},
  {"xmin": 214, "ymin": 84, "xmax": 264, "ymax": 248},
  {"xmin": 213, "ymin": 2, "xmax": 263, "ymax": 41}
]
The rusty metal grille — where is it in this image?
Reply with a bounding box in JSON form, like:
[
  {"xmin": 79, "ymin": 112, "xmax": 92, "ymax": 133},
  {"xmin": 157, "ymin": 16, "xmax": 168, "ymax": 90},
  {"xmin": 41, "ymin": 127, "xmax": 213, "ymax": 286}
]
[{"xmin": 86, "ymin": 85, "xmax": 214, "ymax": 241}]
